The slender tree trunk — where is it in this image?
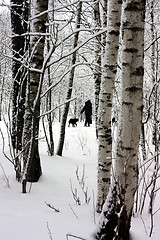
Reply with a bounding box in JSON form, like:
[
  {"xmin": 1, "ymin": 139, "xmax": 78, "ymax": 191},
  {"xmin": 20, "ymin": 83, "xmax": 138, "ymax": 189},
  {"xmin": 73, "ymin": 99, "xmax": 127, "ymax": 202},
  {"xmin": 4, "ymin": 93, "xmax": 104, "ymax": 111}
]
[
  {"xmin": 22, "ymin": 0, "xmax": 48, "ymax": 183},
  {"xmin": 94, "ymin": 0, "xmax": 102, "ymax": 138},
  {"xmin": 102, "ymin": 0, "xmax": 108, "ymax": 52},
  {"xmin": 95, "ymin": 1, "xmax": 145, "ymax": 239},
  {"xmin": 150, "ymin": 0, "xmax": 157, "ymax": 146},
  {"xmin": 46, "ymin": 0, "xmax": 54, "ymax": 156},
  {"xmin": 57, "ymin": 2, "xmax": 82, "ymax": 156},
  {"xmin": 10, "ymin": 0, "xmax": 29, "ymax": 151},
  {"xmin": 0, "ymin": 64, "xmax": 3, "ymax": 121},
  {"xmin": 46, "ymin": 65, "xmax": 54, "ymax": 156},
  {"xmin": 97, "ymin": 0, "xmax": 122, "ymax": 213},
  {"xmin": 10, "ymin": 0, "xmax": 29, "ymax": 181}
]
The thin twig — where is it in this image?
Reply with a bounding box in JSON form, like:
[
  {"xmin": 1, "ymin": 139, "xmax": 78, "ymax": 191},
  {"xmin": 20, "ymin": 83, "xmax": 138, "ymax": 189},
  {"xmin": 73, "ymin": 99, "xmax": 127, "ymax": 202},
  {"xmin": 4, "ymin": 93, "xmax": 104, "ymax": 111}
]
[
  {"xmin": 92, "ymin": 190, "xmax": 96, "ymax": 224},
  {"xmin": 140, "ymin": 216, "xmax": 148, "ymax": 236},
  {"xmin": 69, "ymin": 204, "xmax": 79, "ymax": 219},
  {"xmin": 70, "ymin": 179, "xmax": 81, "ymax": 205},
  {"xmin": 153, "ymin": 207, "xmax": 160, "ymax": 216},
  {"xmin": 66, "ymin": 233, "xmax": 86, "ymax": 240},
  {"xmin": 0, "ymin": 162, "xmax": 10, "ymax": 188},
  {"xmin": 47, "ymin": 222, "xmax": 54, "ymax": 240},
  {"xmin": 45, "ymin": 202, "xmax": 60, "ymax": 212}
]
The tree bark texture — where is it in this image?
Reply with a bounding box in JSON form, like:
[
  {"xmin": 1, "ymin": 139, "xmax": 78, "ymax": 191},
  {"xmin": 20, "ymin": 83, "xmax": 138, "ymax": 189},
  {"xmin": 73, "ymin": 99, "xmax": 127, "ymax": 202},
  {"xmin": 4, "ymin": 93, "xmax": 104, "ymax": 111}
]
[
  {"xmin": 11, "ymin": 0, "xmax": 29, "ymax": 151},
  {"xmin": 93, "ymin": 0, "xmax": 102, "ymax": 139},
  {"xmin": 57, "ymin": 2, "xmax": 82, "ymax": 156},
  {"xmin": 46, "ymin": 0, "xmax": 55, "ymax": 156},
  {"xmin": 96, "ymin": 0, "xmax": 146, "ymax": 239},
  {"xmin": 97, "ymin": 0, "xmax": 122, "ymax": 213},
  {"xmin": 22, "ymin": 0, "xmax": 48, "ymax": 182},
  {"xmin": 102, "ymin": 0, "xmax": 108, "ymax": 52}
]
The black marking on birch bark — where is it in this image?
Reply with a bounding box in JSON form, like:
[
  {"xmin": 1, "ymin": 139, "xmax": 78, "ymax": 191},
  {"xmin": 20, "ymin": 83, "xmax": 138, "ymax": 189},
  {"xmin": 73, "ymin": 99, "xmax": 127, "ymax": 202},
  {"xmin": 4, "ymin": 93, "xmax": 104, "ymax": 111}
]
[
  {"xmin": 125, "ymin": 86, "xmax": 141, "ymax": 92},
  {"xmin": 137, "ymin": 105, "xmax": 143, "ymax": 111},
  {"xmin": 106, "ymin": 161, "xmax": 112, "ymax": 167},
  {"xmin": 117, "ymin": 153, "xmax": 123, "ymax": 157},
  {"xmin": 132, "ymin": 66, "xmax": 144, "ymax": 76},
  {"xmin": 127, "ymin": 38, "xmax": 133, "ymax": 42},
  {"xmin": 104, "ymin": 64, "xmax": 117, "ymax": 73},
  {"xmin": 105, "ymin": 128, "xmax": 112, "ymax": 134},
  {"xmin": 107, "ymin": 103, "xmax": 112, "ymax": 107},
  {"xmin": 123, "ymin": 20, "xmax": 129, "ymax": 27},
  {"xmin": 124, "ymin": 48, "xmax": 138, "ymax": 53},
  {"xmin": 122, "ymin": 61, "xmax": 128, "ymax": 66},
  {"xmin": 107, "ymin": 139, "xmax": 112, "ymax": 145},
  {"xmin": 98, "ymin": 163, "xmax": 104, "ymax": 168},
  {"xmin": 122, "ymin": 101, "xmax": 133, "ymax": 106},
  {"xmin": 112, "ymin": 10, "xmax": 118, "ymax": 13},
  {"xmin": 109, "ymin": 29, "xmax": 119, "ymax": 36},
  {"xmin": 100, "ymin": 133, "xmax": 111, "ymax": 139},
  {"xmin": 123, "ymin": 146, "xmax": 134, "ymax": 151},
  {"xmin": 125, "ymin": 2, "xmax": 141, "ymax": 11},
  {"xmin": 130, "ymin": 27, "xmax": 144, "ymax": 32},
  {"xmin": 99, "ymin": 144, "xmax": 105, "ymax": 149},
  {"xmin": 116, "ymin": 22, "xmax": 121, "ymax": 27},
  {"xmin": 102, "ymin": 177, "xmax": 110, "ymax": 183},
  {"xmin": 98, "ymin": 167, "xmax": 110, "ymax": 172},
  {"xmin": 98, "ymin": 162, "xmax": 111, "ymax": 168}
]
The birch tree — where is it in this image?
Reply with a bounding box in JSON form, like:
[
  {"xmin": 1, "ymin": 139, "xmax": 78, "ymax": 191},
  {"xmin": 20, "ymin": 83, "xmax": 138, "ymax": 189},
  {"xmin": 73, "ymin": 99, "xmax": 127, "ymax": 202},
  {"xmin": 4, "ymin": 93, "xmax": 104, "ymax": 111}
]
[
  {"xmin": 57, "ymin": 1, "xmax": 82, "ymax": 156},
  {"xmin": 97, "ymin": 0, "xmax": 122, "ymax": 213},
  {"xmin": 22, "ymin": 0, "xmax": 48, "ymax": 185},
  {"xmin": 10, "ymin": 0, "xmax": 29, "ymax": 152},
  {"xmin": 93, "ymin": 0, "xmax": 102, "ymax": 138},
  {"xmin": 95, "ymin": 0, "xmax": 146, "ymax": 239},
  {"xmin": 44, "ymin": 0, "xmax": 55, "ymax": 156}
]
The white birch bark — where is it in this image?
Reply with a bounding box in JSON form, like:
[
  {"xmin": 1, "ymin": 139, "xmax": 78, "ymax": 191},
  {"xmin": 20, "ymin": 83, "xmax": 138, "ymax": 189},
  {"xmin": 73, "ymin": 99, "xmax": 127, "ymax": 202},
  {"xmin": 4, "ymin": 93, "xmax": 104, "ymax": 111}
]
[
  {"xmin": 97, "ymin": 0, "xmax": 122, "ymax": 213},
  {"xmin": 115, "ymin": 0, "xmax": 145, "ymax": 217},
  {"xmin": 94, "ymin": 0, "xmax": 102, "ymax": 138},
  {"xmin": 102, "ymin": 0, "xmax": 108, "ymax": 52},
  {"xmin": 22, "ymin": 0, "xmax": 48, "ymax": 184},
  {"xmin": 96, "ymin": 0, "xmax": 146, "ymax": 239}
]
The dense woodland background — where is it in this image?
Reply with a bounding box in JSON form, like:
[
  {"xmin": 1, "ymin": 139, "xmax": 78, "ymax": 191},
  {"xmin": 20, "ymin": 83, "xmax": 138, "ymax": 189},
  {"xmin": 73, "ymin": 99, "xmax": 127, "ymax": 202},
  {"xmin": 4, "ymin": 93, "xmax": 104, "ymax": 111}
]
[{"xmin": 0, "ymin": 0, "xmax": 160, "ymax": 239}]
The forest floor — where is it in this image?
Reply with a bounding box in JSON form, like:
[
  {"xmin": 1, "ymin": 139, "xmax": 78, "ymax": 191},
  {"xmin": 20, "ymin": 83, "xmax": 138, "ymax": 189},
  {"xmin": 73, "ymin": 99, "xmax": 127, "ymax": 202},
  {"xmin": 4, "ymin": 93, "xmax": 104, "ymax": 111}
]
[{"xmin": 0, "ymin": 120, "xmax": 160, "ymax": 240}]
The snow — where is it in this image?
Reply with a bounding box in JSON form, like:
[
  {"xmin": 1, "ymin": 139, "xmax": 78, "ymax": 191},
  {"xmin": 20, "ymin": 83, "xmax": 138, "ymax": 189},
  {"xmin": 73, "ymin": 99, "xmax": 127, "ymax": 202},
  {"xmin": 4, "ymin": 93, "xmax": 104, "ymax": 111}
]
[{"xmin": 0, "ymin": 120, "xmax": 160, "ymax": 240}]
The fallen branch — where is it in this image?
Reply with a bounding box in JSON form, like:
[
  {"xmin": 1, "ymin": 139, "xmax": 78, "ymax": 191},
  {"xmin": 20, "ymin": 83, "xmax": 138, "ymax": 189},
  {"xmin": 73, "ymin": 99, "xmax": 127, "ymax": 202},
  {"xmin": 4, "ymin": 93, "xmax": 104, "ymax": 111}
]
[{"xmin": 45, "ymin": 202, "xmax": 60, "ymax": 212}]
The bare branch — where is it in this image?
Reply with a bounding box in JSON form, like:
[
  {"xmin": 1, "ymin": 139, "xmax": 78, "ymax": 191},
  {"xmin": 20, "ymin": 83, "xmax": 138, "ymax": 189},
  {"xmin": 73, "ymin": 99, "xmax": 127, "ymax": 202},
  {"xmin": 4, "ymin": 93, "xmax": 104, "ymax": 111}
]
[{"xmin": 45, "ymin": 202, "xmax": 60, "ymax": 212}]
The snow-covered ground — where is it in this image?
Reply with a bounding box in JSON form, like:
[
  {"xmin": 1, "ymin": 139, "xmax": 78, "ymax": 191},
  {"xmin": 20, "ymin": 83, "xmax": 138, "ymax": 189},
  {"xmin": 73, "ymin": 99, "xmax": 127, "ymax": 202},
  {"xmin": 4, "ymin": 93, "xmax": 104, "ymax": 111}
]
[{"xmin": 0, "ymin": 120, "xmax": 159, "ymax": 240}]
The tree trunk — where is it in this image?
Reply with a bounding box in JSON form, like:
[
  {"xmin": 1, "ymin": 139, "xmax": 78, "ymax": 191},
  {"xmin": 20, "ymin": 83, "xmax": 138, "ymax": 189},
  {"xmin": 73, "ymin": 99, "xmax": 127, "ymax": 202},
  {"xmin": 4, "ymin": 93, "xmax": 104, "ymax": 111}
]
[
  {"xmin": 46, "ymin": 0, "xmax": 55, "ymax": 156},
  {"xmin": 93, "ymin": 0, "xmax": 102, "ymax": 139},
  {"xmin": 97, "ymin": 0, "xmax": 122, "ymax": 213},
  {"xmin": 22, "ymin": 0, "xmax": 48, "ymax": 182},
  {"xmin": 0, "ymin": 64, "xmax": 3, "ymax": 121},
  {"xmin": 57, "ymin": 2, "xmax": 82, "ymax": 156},
  {"xmin": 10, "ymin": 0, "xmax": 29, "ymax": 151},
  {"xmin": 102, "ymin": 0, "xmax": 108, "ymax": 52},
  {"xmin": 95, "ymin": 0, "xmax": 145, "ymax": 239}
]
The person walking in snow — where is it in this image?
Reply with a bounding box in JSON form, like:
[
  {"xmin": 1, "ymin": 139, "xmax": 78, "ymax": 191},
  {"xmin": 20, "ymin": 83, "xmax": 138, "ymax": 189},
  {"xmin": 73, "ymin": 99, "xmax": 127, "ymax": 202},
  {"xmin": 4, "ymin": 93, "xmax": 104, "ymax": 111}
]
[{"xmin": 80, "ymin": 100, "xmax": 92, "ymax": 127}]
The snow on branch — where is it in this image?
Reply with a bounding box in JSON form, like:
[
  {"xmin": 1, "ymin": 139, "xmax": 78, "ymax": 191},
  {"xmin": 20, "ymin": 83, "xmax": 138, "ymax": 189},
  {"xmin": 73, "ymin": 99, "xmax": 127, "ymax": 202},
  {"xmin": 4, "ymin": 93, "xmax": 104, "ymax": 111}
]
[
  {"xmin": 41, "ymin": 62, "xmax": 85, "ymax": 98},
  {"xmin": 29, "ymin": 0, "xmax": 80, "ymax": 21},
  {"xmin": 47, "ymin": 27, "xmax": 107, "ymax": 68},
  {"xmin": 39, "ymin": 98, "xmax": 76, "ymax": 118}
]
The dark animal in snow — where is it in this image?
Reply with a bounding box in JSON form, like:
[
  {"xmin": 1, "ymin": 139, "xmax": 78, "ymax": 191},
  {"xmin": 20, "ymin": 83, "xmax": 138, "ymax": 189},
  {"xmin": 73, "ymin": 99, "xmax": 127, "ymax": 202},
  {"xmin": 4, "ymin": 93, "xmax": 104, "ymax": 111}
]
[{"xmin": 68, "ymin": 118, "xmax": 78, "ymax": 127}]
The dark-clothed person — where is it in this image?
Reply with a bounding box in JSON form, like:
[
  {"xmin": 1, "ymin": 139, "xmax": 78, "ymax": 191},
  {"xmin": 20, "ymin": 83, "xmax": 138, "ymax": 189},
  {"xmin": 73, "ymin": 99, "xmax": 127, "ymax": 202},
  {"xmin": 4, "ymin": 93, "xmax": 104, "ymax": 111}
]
[{"xmin": 81, "ymin": 100, "xmax": 92, "ymax": 127}]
